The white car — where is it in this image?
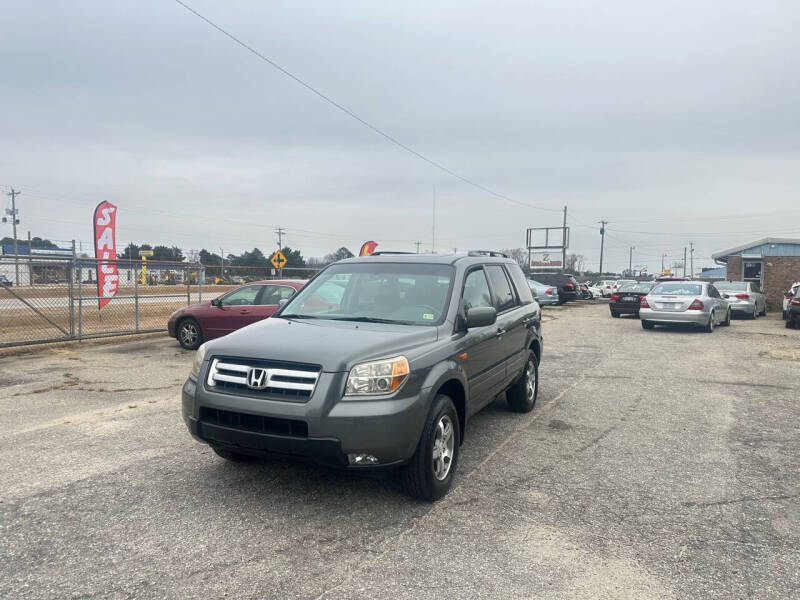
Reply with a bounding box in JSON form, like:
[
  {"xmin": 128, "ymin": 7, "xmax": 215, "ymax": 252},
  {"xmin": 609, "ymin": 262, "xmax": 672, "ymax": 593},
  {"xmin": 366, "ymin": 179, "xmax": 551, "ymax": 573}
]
[
  {"xmin": 612, "ymin": 279, "xmax": 637, "ymax": 294},
  {"xmin": 598, "ymin": 280, "xmax": 616, "ymax": 297},
  {"xmin": 784, "ymin": 281, "xmax": 800, "ymax": 319}
]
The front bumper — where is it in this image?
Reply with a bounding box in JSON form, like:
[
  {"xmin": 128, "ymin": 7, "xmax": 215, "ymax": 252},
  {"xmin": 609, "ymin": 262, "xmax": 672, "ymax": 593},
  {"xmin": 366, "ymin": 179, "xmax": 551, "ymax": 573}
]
[
  {"xmin": 639, "ymin": 308, "xmax": 709, "ymax": 326},
  {"xmin": 182, "ymin": 369, "xmax": 429, "ymax": 468}
]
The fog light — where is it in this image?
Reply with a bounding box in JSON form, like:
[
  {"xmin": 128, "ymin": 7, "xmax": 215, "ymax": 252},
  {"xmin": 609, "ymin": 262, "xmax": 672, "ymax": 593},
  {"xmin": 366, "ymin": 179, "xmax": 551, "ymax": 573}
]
[{"xmin": 348, "ymin": 453, "xmax": 379, "ymax": 465}]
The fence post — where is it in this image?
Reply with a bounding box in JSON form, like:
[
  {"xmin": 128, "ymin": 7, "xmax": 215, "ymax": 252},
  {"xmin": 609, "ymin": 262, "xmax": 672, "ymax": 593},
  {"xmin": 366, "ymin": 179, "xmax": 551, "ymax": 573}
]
[
  {"xmin": 77, "ymin": 276, "xmax": 83, "ymax": 340},
  {"xmin": 197, "ymin": 267, "xmax": 203, "ymax": 303},
  {"xmin": 134, "ymin": 271, "xmax": 139, "ymax": 332},
  {"xmin": 68, "ymin": 258, "xmax": 75, "ymax": 338},
  {"xmin": 186, "ymin": 274, "xmax": 191, "ymax": 306}
]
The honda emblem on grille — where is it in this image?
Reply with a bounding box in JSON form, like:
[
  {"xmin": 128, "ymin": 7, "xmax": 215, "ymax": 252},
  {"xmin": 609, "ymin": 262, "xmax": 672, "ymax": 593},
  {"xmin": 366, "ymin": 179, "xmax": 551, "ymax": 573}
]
[{"xmin": 246, "ymin": 367, "xmax": 269, "ymax": 390}]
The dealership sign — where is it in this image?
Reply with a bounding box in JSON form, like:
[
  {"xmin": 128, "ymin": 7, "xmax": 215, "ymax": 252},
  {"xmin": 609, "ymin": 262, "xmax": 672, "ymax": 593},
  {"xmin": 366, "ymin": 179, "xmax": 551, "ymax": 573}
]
[
  {"xmin": 530, "ymin": 252, "xmax": 563, "ymax": 270},
  {"xmin": 93, "ymin": 201, "xmax": 119, "ymax": 309}
]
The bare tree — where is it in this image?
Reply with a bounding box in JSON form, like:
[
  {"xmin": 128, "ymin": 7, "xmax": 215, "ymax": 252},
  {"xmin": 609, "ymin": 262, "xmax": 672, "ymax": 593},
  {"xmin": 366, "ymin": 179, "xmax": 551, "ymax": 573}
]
[
  {"xmin": 565, "ymin": 253, "xmax": 587, "ymax": 274},
  {"xmin": 501, "ymin": 248, "xmax": 527, "ymax": 270}
]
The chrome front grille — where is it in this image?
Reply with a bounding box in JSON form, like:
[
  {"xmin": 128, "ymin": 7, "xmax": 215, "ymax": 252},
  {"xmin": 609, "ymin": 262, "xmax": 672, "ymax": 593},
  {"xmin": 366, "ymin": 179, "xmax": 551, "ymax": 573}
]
[{"xmin": 206, "ymin": 357, "xmax": 320, "ymax": 400}]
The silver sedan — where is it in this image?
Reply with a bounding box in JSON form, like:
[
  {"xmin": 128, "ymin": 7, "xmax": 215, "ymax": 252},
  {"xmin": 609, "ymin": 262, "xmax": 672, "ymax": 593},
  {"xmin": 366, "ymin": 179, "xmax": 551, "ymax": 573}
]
[
  {"xmin": 640, "ymin": 281, "xmax": 731, "ymax": 332},
  {"xmin": 714, "ymin": 281, "xmax": 767, "ymax": 319}
]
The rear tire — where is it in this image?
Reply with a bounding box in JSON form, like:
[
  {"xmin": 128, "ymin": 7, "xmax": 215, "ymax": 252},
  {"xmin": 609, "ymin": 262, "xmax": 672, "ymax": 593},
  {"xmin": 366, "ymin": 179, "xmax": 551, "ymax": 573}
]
[
  {"xmin": 507, "ymin": 351, "xmax": 538, "ymax": 413},
  {"xmin": 212, "ymin": 447, "xmax": 256, "ymax": 463},
  {"xmin": 401, "ymin": 394, "xmax": 460, "ymax": 502},
  {"xmin": 759, "ymin": 304, "xmax": 767, "ymax": 317},
  {"xmin": 704, "ymin": 313, "xmax": 715, "ymax": 333},
  {"xmin": 177, "ymin": 317, "xmax": 203, "ymax": 350},
  {"xmin": 751, "ymin": 305, "xmax": 758, "ymax": 320},
  {"xmin": 721, "ymin": 308, "xmax": 731, "ymax": 326},
  {"xmin": 641, "ymin": 320, "xmax": 654, "ymax": 329}
]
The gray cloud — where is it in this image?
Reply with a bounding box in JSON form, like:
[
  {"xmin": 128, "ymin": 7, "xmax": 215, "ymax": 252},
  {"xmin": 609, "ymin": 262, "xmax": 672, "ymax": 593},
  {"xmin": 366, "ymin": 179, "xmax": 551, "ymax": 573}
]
[{"xmin": 1, "ymin": 0, "xmax": 799, "ymax": 270}]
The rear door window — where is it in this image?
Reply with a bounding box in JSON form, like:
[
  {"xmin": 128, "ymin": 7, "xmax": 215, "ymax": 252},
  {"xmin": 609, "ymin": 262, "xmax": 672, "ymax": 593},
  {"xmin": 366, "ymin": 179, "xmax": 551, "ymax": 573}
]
[
  {"xmin": 486, "ymin": 265, "xmax": 517, "ymax": 312},
  {"xmin": 506, "ymin": 264, "xmax": 534, "ymax": 305},
  {"xmin": 258, "ymin": 285, "xmax": 297, "ymax": 305}
]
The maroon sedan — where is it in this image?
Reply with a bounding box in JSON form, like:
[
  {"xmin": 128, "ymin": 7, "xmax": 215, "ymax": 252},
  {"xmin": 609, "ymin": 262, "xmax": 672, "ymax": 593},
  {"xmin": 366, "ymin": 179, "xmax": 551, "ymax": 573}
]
[
  {"xmin": 168, "ymin": 279, "xmax": 306, "ymax": 349},
  {"xmin": 609, "ymin": 282, "xmax": 654, "ymax": 318}
]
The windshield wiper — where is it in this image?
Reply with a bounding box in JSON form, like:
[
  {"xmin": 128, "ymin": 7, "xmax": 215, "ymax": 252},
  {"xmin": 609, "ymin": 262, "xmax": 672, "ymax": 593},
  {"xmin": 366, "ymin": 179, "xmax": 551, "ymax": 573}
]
[
  {"xmin": 327, "ymin": 316, "xmax": 404, "ymax": 324},
  {"xmin": 279, "ymin": 314, "xmax": 324, "ymax": 319}
]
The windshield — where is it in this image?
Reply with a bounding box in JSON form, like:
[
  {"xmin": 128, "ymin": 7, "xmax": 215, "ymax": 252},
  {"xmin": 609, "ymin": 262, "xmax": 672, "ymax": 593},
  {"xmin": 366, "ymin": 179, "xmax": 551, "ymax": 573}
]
[
  {"xmin": 651, "ymin": 283, "xmax": 702, "ymax": 296},
  {"xmin": 279, "ymin": 262, "xmax": 454, "ymax": 325},
  {"xmin": 715, "ymin": 282, "xmax": 747, "ymax": 292},
  {"xmin": 618, "ymin": 283, "xmax": 653, "ymax": 293}
]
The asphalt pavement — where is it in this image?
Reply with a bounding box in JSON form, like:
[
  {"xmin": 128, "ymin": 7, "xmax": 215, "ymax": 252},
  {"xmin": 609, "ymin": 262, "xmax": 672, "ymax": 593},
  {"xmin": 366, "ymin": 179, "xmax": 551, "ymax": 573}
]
[{"xmin": 1, "ymin": 303, "xmax": 798, "ymax": 599}]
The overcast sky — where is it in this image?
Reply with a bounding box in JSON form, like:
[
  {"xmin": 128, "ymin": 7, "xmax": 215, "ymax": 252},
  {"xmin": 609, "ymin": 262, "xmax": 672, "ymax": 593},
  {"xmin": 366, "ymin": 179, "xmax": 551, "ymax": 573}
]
[{"xmin": 2, "ymin": 0, "xmax": 799, "ymax": 271}]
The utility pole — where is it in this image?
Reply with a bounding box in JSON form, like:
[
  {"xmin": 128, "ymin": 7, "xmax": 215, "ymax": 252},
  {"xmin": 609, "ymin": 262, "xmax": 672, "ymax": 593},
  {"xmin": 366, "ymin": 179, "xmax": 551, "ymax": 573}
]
[
  {"xmin": 414, "ymin": 241, "xmax": 421, "ymax": 254},
  {"xmin": 661, "ymin": 252, "xmax": 667, "ymax": 274},
  {"xmin": 6, "ymin": 188, "xmax": 21, "ymax": 285},
  {"xmin": 598, "ymin": 220, "xmax": 608, "ymax": 276},
  {"xmin": 690, "ymin": 242, "xmax": 695, "ymax": 279},
  {"xmin": 431, "ymin": 186, "xmax": 436, "ymax": 253},
  {"xmin": 629, "ymin": 246, "xmax": 635, "ymax": 275},
  {"xmin": 683, "ymin": 247, "xmax": 687, "ymax": 277},
  {"xmin": 275, "ymin": 227, "xmax": 286, "ymax": 251},
  {"xmin": 219, "ymin": 247, "xmax": 224, "ymax": 282},
  {"xmin": 562, "ymin": 205, "xmax": 568, "ymax": 274}
]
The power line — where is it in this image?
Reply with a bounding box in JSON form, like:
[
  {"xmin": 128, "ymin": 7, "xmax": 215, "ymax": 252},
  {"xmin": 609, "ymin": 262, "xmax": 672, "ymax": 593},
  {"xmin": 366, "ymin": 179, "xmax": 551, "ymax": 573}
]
[{"xmin": 171, "ymin": 0, "xmax": 561, "ymax": 214}]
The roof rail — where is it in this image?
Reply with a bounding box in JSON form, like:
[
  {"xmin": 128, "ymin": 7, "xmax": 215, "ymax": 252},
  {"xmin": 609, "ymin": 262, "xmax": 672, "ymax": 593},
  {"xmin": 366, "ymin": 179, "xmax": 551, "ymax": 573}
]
[
  {"xmin": 369, "ymin": 251, "xmax": 415, "ymax": 256},
  {"xmin": 467, "ymin": 250, "xmax": 508, "ymax": 258}
]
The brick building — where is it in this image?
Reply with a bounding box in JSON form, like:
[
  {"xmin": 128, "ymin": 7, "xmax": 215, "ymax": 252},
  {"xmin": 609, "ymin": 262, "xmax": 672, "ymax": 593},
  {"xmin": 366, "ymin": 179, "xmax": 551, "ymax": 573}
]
[{"xmin": 712, "ymin": 238, "xmax": 800, "ymax": 311}]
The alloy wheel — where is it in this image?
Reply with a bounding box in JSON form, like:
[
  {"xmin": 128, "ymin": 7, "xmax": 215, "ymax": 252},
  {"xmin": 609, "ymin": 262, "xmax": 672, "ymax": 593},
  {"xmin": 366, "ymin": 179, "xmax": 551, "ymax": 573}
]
[
  {"xmin": 432, "ymin": 414, "xmax": 455, "ymax": 481},
  {"xmin": 525, "ymin": 359, "xmax": 537, "ymax": 403},
  {"xmin": 180, "ymin": 322, "xmax": 198, "ymax": 345}
]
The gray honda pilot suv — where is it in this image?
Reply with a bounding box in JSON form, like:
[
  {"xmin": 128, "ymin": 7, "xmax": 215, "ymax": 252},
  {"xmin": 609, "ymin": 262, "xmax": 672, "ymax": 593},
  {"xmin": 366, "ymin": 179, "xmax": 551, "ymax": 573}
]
[{"xmin": 182, "ymin": 251, "xmax": 543, "ymax": 500}]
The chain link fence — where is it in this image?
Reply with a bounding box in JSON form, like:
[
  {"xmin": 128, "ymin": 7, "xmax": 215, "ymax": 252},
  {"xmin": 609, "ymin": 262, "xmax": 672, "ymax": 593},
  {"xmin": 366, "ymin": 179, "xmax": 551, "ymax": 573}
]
[{"xmin": 0, "ymin": 256, "xmax": 321, "ymax": 348}]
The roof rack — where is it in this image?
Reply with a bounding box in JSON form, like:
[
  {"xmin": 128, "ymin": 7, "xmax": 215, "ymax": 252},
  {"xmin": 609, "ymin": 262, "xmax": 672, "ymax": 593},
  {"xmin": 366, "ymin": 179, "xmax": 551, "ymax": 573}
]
[
  {"xmin": 467, "ymin": 250, "xmax": 508, "ymax": 258},
  {"xmin": 369, "ymin": 251, "xmax": 415, "ymax": 255}
]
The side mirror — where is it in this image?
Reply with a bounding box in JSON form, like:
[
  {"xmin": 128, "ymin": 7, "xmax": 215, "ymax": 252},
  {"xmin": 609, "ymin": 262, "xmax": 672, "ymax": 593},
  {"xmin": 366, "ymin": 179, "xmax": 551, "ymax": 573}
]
[
  {"xmin": 211, "ymin": 298, "xmax": 221, "ymax": 307},
  {"xmin": 466, "ymin": 306, "xmax": 497, "ymax": 329},
  {"xmin": 722, "ymin": 293, "xmax": 730, "ymax": 299},
  {"xmin": 278, "ymin": 298, "xmax": 290, "ymax": 307}
]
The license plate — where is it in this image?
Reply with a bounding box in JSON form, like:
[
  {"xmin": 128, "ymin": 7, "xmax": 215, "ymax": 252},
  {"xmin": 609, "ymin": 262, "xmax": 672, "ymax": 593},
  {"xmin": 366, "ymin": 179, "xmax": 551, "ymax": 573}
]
[{"xmin": 623, "ymin": 296, "xmax": 636, "ymax": 302}]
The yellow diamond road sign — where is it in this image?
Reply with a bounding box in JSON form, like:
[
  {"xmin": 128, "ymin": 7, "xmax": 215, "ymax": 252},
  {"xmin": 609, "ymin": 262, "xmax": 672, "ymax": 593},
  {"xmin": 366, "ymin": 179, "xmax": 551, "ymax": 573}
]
[{"xmin": 270, "ymin": 250, "xmax": 287, "ymax": 269}]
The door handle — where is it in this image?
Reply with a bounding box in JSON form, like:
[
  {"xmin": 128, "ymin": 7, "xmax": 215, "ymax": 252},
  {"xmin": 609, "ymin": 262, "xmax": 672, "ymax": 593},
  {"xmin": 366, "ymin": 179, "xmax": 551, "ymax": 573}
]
[
  {"xmin": 239, "ymin": 309, "xmax": 250, "ymax": 314},
  {"xmin": 496, "ymin": 328, "xmax": 506, "ymax": 337}
]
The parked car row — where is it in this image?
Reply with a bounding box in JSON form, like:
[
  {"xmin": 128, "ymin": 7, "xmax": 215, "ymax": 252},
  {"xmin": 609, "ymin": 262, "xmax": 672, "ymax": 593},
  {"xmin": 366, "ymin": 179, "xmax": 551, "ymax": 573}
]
[
  {"xmin": 785, "ymin": 284, "xmax": 800, "ymax": 329},
  {"xmin": 606, "ymin": 279, "xmax": 788, "ymax": 333}
]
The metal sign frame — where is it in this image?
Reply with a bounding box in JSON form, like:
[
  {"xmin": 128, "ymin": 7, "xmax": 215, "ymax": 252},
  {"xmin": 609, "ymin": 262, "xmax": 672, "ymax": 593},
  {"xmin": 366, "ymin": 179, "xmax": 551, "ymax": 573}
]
[{"xmin": 526, "ymin": 226, "xmax": 570, "ymax": 272}]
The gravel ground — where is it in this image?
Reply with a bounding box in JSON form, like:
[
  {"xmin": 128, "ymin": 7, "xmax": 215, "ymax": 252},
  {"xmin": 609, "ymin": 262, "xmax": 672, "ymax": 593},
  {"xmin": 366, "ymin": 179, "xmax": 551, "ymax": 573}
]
[{"xmin": 1, "ymin": 303, "xmax": 798, "ymax": 599}]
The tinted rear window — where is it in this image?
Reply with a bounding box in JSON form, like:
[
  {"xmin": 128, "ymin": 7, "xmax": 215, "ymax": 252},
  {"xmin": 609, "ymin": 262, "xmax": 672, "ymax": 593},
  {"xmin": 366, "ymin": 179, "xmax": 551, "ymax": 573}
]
[
  {"xmin": 651, "ymin": 283, "xmax": 702, "ymax": 296},
  {"xmin": 618, "ymin": 283, "xmax": 653, "ymax": 293},
  {"xmin": 486, "ymin": 265, "xmax": 517, "ymax": 312},
  {"xmin": 715, "ymin": 282, "xmax": 747, "ymax": 292}
]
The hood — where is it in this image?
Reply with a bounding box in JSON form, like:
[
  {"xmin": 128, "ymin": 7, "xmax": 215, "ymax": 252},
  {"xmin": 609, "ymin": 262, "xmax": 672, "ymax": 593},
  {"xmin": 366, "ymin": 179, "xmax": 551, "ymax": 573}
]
[{"xmin": 203, "ymin": 316, "xmax": 439, "ymax": 372}]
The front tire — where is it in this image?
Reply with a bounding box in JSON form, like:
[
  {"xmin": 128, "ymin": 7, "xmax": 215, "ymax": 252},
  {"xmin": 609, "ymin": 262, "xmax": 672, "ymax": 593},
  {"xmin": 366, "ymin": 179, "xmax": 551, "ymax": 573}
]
[
  {"xmin": 507, "ymin": 351, "xmax": 538, "ymax": 413},
  {"xmin": 641, "ymin": 320, "xmax": 654, "ymax": 329},
  {"xmin": 721, "ymin": 308, "xmax": 731, "ymax": 326},
  {"xmin": 177, "ymin": 317, "xmax": 203, "ymax": 350},
  {"xmin": 401, "ymin": 394, "xmax": 460, "ymax": 502},
  {"xmin": 611, "ymin": 311, "xmax": 620, "ymax": 318}
]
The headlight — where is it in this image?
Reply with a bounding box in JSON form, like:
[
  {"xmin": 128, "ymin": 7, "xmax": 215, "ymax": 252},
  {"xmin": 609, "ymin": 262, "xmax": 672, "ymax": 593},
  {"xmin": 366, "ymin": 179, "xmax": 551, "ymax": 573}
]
[
  {"xmin": 191, "ymin": 342, "xmax": 208, "ymax": 378},
  {"xmin": 345, "ymin": 356, "xmax": 409, "ymax": 396}
]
